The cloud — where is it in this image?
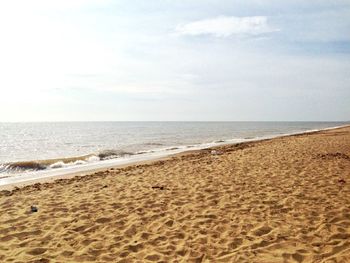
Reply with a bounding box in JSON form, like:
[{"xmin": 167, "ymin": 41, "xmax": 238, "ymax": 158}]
[{"xmin": 175, "ymin": 16, "xmax": 278, "ymax": 38}]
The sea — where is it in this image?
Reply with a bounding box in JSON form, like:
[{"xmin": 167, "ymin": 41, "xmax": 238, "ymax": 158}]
[{"xmin": 0, "ymin": 122, "xmax": 348, "ymax": 184}]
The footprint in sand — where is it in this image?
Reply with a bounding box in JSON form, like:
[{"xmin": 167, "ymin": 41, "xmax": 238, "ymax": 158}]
[
  {"xmin": 252, "ymin": 225, "xmax": 272, "ymax": 236},
  {"xmin": 26, "ymin": 247, "xmax": 47, "ymax": 256}
]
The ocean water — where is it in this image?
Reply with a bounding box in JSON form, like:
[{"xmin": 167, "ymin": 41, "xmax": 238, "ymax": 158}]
[{"xmin": 0, "ymin": 121, "xmax": 348, "ymax": 177}]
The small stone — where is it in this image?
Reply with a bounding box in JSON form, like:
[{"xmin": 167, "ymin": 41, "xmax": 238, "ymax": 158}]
[
  {"xmin": 152, "ymin": 186, "xmax": 165, "ymax": 190},
  {"xmin": 31, "ymin": 206, "xmax": 38, "ymax": 212},
  {"xmin": 338, "ymin": 179, "xmax": 346, "ymax": 184}
]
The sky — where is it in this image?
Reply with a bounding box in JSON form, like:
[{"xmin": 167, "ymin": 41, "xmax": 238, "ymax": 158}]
[{"xmin": 0, "ymin": 0, "xmax": 349, "ymax": 121}]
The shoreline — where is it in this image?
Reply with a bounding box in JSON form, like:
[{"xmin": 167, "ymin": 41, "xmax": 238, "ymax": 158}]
[
  {"xmin": 1, "ymin": 124, "xmax": 349, "ymax": 191},
  {"xmin": 1, "ymin": 124, "xmax": 350, "ymax": 261}
]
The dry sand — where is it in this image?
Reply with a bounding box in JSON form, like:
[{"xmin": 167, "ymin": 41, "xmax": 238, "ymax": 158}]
[{"xmin": 1, "ymin": 126, "xmax": 350, "ymax": 263}]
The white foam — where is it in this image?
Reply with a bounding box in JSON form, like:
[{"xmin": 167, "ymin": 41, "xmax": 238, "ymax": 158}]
[
  {"xmin": 86, "ymin": 155, "xmax": 100, "ymax": 162},
  {"xmin": 49, "ymin": 161, "xmax": 66, "ymax": 169},
  {"xmin": 73, "ymin": 160, "xmax": 87, "ymax": 165}
]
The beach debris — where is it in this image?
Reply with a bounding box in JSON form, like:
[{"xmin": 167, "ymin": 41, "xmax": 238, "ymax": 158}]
[
  {"xmin": 338, "ymin": 179, "xmax": 346, "ymax": 184},
  {"xmin": 152, "ymin": 186, "xmax": 165, "ymax": 190},
  {"xmin": 211, "ymin": 150, "xmax": 223, "ymax": 155},
  {"xmin": 317, "ymin": 152, "xmax": 350, "ymax": 160},
  {"xmin": 0, "ymin": 190, "xmax": 13, "ymax": 197},
  {"xmin": 31, "ymin": 205, "xmax": 38, "ymax": 213},
  {"xmin": 33, "ymin": 183, "xmax": 42, "ymax": 190}
]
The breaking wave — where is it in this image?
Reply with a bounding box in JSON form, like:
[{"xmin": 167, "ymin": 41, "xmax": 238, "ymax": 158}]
[
  {"xmin": 97, "ymin": 150, "xmax": 134, "ymax": 160},
  {"xmin": 1, "ymin": 149, "xmax": 135, "ymax": 174}
]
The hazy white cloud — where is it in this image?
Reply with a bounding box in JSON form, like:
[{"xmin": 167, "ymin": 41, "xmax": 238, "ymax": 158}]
[
  {"xmin": 175, "ymin": 16, "xmax": 278, "ymax": 37},
  {"xmin": 0, "ymin": 1, "xmax": 349, "ymax": 121}
]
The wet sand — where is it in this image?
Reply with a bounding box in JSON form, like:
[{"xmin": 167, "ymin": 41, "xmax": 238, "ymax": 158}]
[{"xmin": 0, "ymin": 126, "xmax": 350, "ymax": 262}]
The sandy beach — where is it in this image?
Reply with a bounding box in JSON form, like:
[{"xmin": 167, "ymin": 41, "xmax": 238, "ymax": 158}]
[{"xmin": 1, "ymin": 126, "xmax": 350, "ymax": 262}]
